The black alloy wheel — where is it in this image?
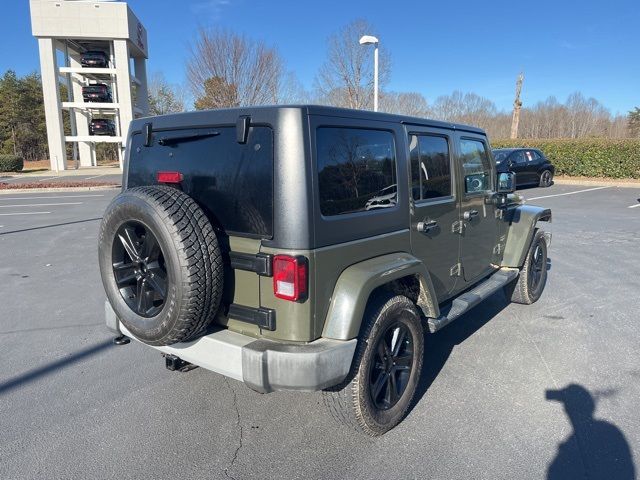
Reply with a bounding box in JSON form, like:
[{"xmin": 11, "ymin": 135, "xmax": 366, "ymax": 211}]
[
  {"xmin": 540, "ymin": 170, "xmax": 553, "ymax": 187},
  {"xmin": 527, "ymin": 242, "xmax": 545, "ymax": 294},
  {"xmin": 504, "ymin": 229, "xmax": 548, "ymax": 305},
  {"xmin": 369, "ymin": 323, "xmax": 414, "ymax": 410},
  {"xmin": 322, "ymin": 294, "xmax": 424, "ymax": 436},
  {"xmin": 99, "ymin": 186, "xmax": 223, "ymax": 346},
  {"xmin": 112, "ymin": 220, "xmax": 168, "ymax": 318}
]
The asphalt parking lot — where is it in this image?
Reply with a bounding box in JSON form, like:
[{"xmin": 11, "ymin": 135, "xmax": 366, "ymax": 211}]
[{"xmin": 1, "ymin": 183, "xmax": 639, "ymax": 479}]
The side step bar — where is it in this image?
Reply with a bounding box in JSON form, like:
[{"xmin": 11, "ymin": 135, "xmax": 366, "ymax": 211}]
[{"xmin": 428, "ymin": 268, "xmax": 519, "ymax": 333}]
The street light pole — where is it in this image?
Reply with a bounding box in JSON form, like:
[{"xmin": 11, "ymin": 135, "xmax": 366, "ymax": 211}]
[
  {"xmin": 373, "ymin": 43, "xmax": 378, "ymax": 112},
  {"xmin": 359, "ymin": 35, "xmax": 379, "ymax": 112}
]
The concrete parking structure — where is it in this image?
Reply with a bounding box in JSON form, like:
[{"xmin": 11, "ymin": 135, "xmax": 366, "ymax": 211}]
[{"xmin": 0, "ymin": 184, "xmax": 639, "ymax": 479}]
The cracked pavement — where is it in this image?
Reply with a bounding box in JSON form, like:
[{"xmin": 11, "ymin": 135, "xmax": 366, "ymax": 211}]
[
  {"xmin": 223, "ymin": 377, "xmax": 244, "ymax": 480},
  {"xmin": 0, "ymin": 184, "xmax": 639, "ymax": 479}
]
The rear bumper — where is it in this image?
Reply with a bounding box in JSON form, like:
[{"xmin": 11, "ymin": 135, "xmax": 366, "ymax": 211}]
[{"xmin": 106, "ymin": 301, "xmax": 357, "ymax": 393}]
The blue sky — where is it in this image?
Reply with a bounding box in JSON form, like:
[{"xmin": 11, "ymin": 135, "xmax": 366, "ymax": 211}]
[{"xmin": 4, "ymin": 0, "xmax": 639, "ymax": 114}]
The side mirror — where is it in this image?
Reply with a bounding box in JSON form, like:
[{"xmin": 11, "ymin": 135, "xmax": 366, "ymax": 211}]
[{"xmin": 497, "ymin": 172, "xmax": 516, "ymax": 193}]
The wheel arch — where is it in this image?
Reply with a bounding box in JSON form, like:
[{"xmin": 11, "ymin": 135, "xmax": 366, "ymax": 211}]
[
  {"xmin": 321, "ymin": 253, "xmax": 438, "ymax": 341},
  {"xmin": 502, "ymin": 205, "xmax": 552, "ymax": 268}
]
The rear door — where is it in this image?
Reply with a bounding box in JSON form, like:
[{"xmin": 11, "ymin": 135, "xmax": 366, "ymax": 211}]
[
  {"xmin": 509, "ymin": 150, "xmax": 530, "ymax": 185},
  {"xmin": 523, "ymin": 149, "xmax": 541, "ymax": 184},
  {"xmin": 456, "ymin": 134, "xmax": 500, "ymax": 284},
  {"xmin": 407, "ymin": 127, "xmax": 460, "ymax": 302},
  {"xmin": 127, "ymin": 125, "xmax": 274, "ymax": 328}
]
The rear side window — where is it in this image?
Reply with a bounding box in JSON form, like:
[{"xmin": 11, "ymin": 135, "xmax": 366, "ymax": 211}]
[
  {"xmin": 128, "ymin": 126, "xmax": 273, "ymax": 238},
  {"xmin": 409, "ymin": 134, "xmax": 452, "ymax": 200},
  {"xmin": 512, "ymin": 151, "xmax": 526, "ymax": 164},
  {"xmin": 316, "ymin": 127, "xmax": 397, "ymax": 216},
  {"xmin": 525, "ymin": 150, "xmax": 540, "ymax": 161},
  {"xmin": 459, "ymin": 138, "xmax": 492, "ymax": 194}
]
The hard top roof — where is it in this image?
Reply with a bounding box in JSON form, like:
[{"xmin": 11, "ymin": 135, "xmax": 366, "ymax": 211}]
[{"xmin": 133, "ymin": 104, "xmax": 486, "ymax": 135}]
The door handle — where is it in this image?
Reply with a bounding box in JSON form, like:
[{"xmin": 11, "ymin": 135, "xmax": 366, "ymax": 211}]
[
  {"xmin": 416, "ymin": 220, "xmax": 438, "ymax": 234},
  {"xmin": 463, "ymin": 210, "xmax": 479, "ymax": 220}
]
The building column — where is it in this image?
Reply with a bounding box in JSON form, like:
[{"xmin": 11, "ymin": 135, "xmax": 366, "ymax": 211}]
[
  {"xmin": 38, "ymin": 37, "xmax": 66, "ymax": 171},
  {"xmin": 133, "ymin": 57, "xmax": 149, "ymax": 116},
  {"xmin": 114, "ymin": 40, "xmax": 133, "ymax": 171},
  {"xmin": 69, "ymin": 55, "xmax": 95, "ymax": 167}
]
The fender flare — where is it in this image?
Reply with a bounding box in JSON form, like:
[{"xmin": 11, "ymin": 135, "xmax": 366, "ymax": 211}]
[
  {"xmin": 321, "ymin": 253, "xmax": 438, "ymax": 340},
  {"xmin": 501, "ymin": 205, "xmax": 552, "ymax": 268}
]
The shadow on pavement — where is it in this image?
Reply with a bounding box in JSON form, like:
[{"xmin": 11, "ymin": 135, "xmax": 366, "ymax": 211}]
[
  {"xmin": 546, "ymin": 384, "xmax": 635, "ymax": 479},
  {"xmin": 408, "ymin": 292, "xmax": 511, "ymax": 416},
  {"xmin": 0, "ymin": 217, "xmax": 102, "ymax": 236},
  {"xmin": 0, "ymin": 339, "xmax": 114, "ymax": 396}
]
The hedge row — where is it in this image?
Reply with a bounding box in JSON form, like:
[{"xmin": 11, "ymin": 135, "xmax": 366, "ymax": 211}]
[
  {"xmin": 0, "ymin": 154, "xmax": 24, "ymax": 172},
  {"xmin": 490, "ymin": 139, "xmax": 640, "ymax": 179}
]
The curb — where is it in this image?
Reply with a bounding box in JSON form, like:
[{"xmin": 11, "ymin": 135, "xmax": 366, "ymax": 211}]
[
  {"xmin": 0, "ymin": 185, "xmax": 120, "ymax": 195},
  {"xmin": 0, "ymin": 169, "xmax": 121, "ymax": 179},
  {"xmin": 553, "ymin": 178, "xmax": 640, "ymax": 188}
]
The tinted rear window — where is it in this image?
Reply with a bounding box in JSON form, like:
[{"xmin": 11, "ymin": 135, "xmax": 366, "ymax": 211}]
[
  {"xmin": 409, "ymin": 134, "xmax": 452, "ymax": 200},
  {"xmin": 316, "ymin": 127, "xmax": 397, "ymax": 216},
  {"xmin": 127, "ymin": 126, "xmax": 273, "ymax": 238}
]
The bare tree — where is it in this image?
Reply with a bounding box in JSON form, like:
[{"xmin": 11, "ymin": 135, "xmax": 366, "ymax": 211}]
[
  {"xmin": 430, "ymin": 91, "xmax": 498, "ymax": 127},
  {"xmin": 519, "ymin": 93, "xmax": 616, "ymax": 139},
  {"xmin": 379, "ymin": 91, "xmax": 429, "ymax": 117},
  {"xmin": 423, "ymin": 89, "xmax": 630, "ymax": 139},
  {"xmin": 279, "ymin": 72, "xmax": 312, "ymax": 104},
  {"xmin": 315, "ymin": 20, "xmax": 391, "ymax": 110},
  {"xmin": 187, "ymin": 28, "xmax": 285, "ymax": 109},
  {"xmin": 148, "ymin": 72, "xmax": 185, "ymax": 116},
  {"xmin": 510, "ymin": 73, "xmax": 524, "ymax": 139}
]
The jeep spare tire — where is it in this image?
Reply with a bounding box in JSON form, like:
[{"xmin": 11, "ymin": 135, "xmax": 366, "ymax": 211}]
[{"xmin": 99, "ymin": 186, "xmax": 223, "ymax": 346}]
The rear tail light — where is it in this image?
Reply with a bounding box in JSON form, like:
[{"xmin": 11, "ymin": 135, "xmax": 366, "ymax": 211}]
[
  {"xmin": 156, "ymin": 171, "xmax": 183, "ymax": 184},
  {"xmin": 273, "ymin": 255, "xmax": 307, "ymax": 301}
]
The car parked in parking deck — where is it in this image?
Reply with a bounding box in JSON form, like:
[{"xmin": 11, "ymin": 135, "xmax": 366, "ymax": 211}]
[
  {"xmin": 82, "ymin": 83, "xmax": 113, "ymax": 103},
  {"xmin": 89, "ymin": 118, "xmax": 116, "ymax": 136},
  {"xmin": 493, "ymin": 148, "xmax": 555, "ymax": 187},
  {"xmin": 100, "ymin": 106, "xmax": 552, "ymax": 436},
  {"xmin": 80, "ymin": 50, "xmax": 109, "ymax": 68}
]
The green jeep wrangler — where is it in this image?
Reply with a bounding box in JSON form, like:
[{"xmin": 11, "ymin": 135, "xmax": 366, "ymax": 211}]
[{"xmin": 100, "ymin": 106, "xmax": 551, "ymax": 436}]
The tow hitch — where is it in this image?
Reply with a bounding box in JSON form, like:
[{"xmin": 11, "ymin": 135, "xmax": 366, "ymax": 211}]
[{"xmin": 163, "ymin": 354, "xmax": 198, "ymax": 372}]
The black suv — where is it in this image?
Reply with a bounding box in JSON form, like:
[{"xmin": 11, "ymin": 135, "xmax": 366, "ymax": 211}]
[
  {"xmin": 89, "ymin": 119, "xmax": 116, "ymax": 136},
  {"xmin": 493, "ymin": 148, "xmax": 555, "ymax": 188},
  {"xmin": 82, "ymin": 83, "xmax": 113, "ymax": 103},
  {"xmin": 81, "ymin": 50, "xmax": 109, "ymax": 68}
]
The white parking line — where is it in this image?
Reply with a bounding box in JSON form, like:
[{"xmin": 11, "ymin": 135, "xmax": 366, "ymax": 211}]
[
  {"xmin": 0, "ymin": 177, "xmax": 32, "ymax": 183},
  {"xmin": 37, "ymin": 176, "xmax": 58, "ymax": 182},
  {"xmin": 628, "ymin": 204, "xmax": 640, "ymax": 209},
  {"xmin": 0, "ymin": 194, "xmax": 105, "ymax": 200},
  {"xmin": 83, "ymin": 174, "xmax": 106, "ymax": 180},
  {"xmin": 0, "ymin": 202, "xmax": 83, "ymax": 208},
  {"xmin": 528, "ymin": 186, "xmax": 611, "ymax": 200},
  {"xmin": 0, "ymin": 211, "xmax": 51, "ymax": 216}
]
